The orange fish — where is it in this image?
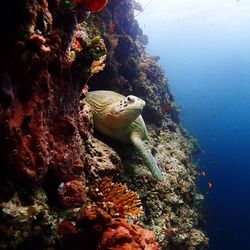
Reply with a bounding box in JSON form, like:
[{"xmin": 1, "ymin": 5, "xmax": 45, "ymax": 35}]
[
  {"xmin": 199, "ymin": 171, "xmax": 206, "ymax": 177},
  {"xmin": 208, "ymin": 180, "xmax": 213, "ymax": 189}
]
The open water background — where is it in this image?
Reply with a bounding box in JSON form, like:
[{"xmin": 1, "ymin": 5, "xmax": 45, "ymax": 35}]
[{"xmin": 137, "ymin": 1, "xmax": 250, "ymax": 249}]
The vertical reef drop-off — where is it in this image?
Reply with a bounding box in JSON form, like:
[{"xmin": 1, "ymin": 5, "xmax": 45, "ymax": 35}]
[{"xmin": 0, "ymin": 0, "xmax": 208, "ymax": 249}]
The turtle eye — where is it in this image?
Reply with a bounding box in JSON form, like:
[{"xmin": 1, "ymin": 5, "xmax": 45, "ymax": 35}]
[{"xmin": 126, "ymin": 95, "xmax": 136, "ymax": 103}]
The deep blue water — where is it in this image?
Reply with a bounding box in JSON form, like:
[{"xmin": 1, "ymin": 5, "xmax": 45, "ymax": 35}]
[{"xmin": 138, "ymin": 7, "xmax": 250, "ymax": 250}]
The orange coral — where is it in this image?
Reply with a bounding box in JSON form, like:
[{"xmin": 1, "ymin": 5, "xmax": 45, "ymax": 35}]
[{"xmin": 90, "ymin": 178, "xmax": 143, "ymax": 218}]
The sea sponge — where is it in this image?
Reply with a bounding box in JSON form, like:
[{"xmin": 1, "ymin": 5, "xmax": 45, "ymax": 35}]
[
  {"xmin": 89, "ymin": 178, "xmax": 143, "ymax": 218},
  {"xmin": 57, "ymin": 180, "xmax": 86, "ymax": 208},
  {"xmin": 97, "ymin": 218, "xmax": 160, "ymax": 250},
  {"xmin": 58, "ymin": 206, "xmax": 160, "ymax": 250}
]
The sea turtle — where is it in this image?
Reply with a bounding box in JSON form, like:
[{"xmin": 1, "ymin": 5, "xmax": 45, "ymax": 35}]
[{"xmin": 85, "ymin": 90, "xmax": 163, "ymax": 181}]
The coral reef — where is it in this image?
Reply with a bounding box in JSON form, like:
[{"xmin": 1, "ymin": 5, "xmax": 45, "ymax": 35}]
[
  {"xmin": 0, "ymin": 188, "xmax": 57, "ymax": 249},
  {"xmin": 0, "ymin": 0, "xmax": 208, "ymax": 249}
]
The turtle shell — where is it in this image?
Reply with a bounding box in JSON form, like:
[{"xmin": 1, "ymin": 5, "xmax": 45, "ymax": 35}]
[{"xmin": 86, "ymin": 90, "xmax": 124, "ymax": 109}]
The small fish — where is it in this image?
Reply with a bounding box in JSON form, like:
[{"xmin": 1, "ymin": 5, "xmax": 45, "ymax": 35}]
[
  {"xmin": 110, "ymin": 23, "xmax": 116, "ymax": 32},
  {"xmin": 208, "ymin": 180, "xmax": 213, "ymax": 189},
  {"xmin": 199, "ymin": 171, "xmax": 206, "ymax": 177}
]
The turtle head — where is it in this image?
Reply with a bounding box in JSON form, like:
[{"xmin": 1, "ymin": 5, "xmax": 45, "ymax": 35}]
[{"xmin": 107, "ymin": 95, "xmax": 146, "ymax": 127}]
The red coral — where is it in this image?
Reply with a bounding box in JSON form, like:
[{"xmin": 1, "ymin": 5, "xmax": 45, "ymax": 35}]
[
  {"xmin": 57, "ymin": 205, "xmax": 160, "ymax": 250},
  {"xmin": 58, "ymin": 180, "xmax": 86, "ymax": 208},
  {"xmin": 73, "ymin": 0, "xmax": 108, "ymax": 12},
  {"xmin": 98, "ymin": 218, "xmax": 160, "ymax": 250},
  {"xmin": 0, "ymin": 0, "xmax": 88, "ymax": 190},
  {"xmin": 0, "ymin": 70, "xmax": 51, "ymax": 186},
  {"xmin": 48, "ymin": 114, "xmax": 86, "ymax": 183},
  {"xmin": 58, "ymin": 219, "xmax": 79, "ymax": 235}
]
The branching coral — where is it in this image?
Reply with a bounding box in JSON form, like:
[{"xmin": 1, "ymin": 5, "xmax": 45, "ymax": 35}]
[{"xmin": 89, "ymin": 178, "xmax": 143, "ymax": 218}]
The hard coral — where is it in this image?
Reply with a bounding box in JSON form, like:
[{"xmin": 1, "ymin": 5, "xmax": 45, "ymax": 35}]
[
  {"xmin": 73, "ymin": 0, "xmax": 108, "ymax": 12},
  {"xmin": 89, "ymin": 178, "xmax": 143, "ymax": 218},
  {"xmin": 0, "ymin": 188, "xmax": 57, "ymax": 249}
]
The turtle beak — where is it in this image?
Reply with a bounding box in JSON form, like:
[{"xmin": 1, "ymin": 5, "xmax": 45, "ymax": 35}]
[{"xmin": 139, "ymin": 99, "xmax": 146, "ymax": 109}]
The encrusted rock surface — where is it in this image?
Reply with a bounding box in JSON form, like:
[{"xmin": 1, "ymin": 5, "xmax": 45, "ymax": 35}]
[
  {"xmin": 57, "ymin": 205, "xmax": 160, "ymax": 249},
  {"xmin": 0, "ymin": 0, "xmax": 208, "ymax": 249}
]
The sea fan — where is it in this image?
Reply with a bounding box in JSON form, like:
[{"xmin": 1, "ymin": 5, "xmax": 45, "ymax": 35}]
[{"xmin": 89, "ymin": 177, "xmax": 143, "ymax": 218}]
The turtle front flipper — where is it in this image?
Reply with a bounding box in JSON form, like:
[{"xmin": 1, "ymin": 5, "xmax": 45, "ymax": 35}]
[{"xmin": 131, "ymin": 133, "xmax": 164, "ymax": 181}]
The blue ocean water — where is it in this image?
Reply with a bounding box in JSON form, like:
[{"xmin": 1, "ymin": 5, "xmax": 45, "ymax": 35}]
[{"xmin": 137, "ymin": 2, "xmax": 250, "ymax": 250}]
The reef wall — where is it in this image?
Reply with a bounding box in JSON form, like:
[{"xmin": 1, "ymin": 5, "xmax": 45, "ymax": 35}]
[{"xmin": 0, "ymin": 0, "xmax": 208, "ymax": 249}]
